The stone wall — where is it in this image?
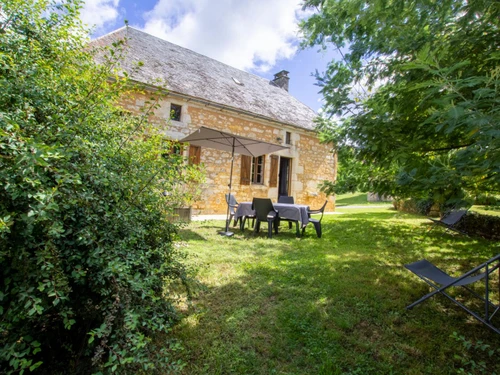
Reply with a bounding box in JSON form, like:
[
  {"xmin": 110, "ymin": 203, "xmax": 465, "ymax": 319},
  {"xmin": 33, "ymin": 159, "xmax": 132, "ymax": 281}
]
[{"xmin": 118, "ymin": 91, "xmax": 336, "ymax": 214}]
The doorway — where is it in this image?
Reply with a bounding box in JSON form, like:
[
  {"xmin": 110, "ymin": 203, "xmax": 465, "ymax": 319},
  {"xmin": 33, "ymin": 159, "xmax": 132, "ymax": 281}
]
[{"xmin": 278, "ymin": 157, "xmax": 292, "ymax": 198}]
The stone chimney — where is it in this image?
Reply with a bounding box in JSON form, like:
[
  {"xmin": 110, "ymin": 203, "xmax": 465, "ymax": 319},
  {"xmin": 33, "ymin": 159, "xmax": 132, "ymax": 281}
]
[{"xmin": 272, "ymin": 70, "xmax": 290, "ymax": 91}]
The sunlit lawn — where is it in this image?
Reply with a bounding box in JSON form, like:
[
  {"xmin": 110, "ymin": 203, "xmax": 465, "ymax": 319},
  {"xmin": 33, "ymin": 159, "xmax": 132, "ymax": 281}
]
[
  {"xmin": 335, "ymin": 192, "xmax": 392, "ymax": 206},
  {"xmin": 172, "ymin": 207, "xmax": 500, "ymax": 374},
  {"xmin": 472, "ymin": 205, "xmax": 500, "ymax": 217}
]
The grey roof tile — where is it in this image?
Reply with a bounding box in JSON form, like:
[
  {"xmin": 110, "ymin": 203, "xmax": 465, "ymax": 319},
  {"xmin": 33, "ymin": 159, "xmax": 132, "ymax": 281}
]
[{"xmin": 92, "ymin": 27, "xmax": 316, "ymax": 130}]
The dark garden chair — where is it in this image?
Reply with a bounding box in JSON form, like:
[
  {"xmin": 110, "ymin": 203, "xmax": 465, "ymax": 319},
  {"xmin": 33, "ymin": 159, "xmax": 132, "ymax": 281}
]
[
  {"xmin": 225, "ymin": 193, "xmax": 239, "ymax": 227},
  {"xmin": 277, "ymin": 195, "xmax": 295, "ymax": 229},
  {"xmin": 428, "ymin": 206, "xmax": 470, "ymax": 235},
  {"xmin": 252, "ymin": 198, "xmax": 279, "ymax": 238},
  {"xmin": 302, "ymin": 200, "xmax": 328, "ymax": 238},
  {"xmin": 238, "ymin": 201, "xmax": 256, "ymax": 230},
  {"xmin": 240, "ymin": 214, "xmax": 256, "ymax": 230},
  {"xmin": 278, "ymin": 195, "xmax": 294, "ymax": 204},
  {"xmin": 405, "ymin": 254, "xmax": 500, "ymax": 334}
]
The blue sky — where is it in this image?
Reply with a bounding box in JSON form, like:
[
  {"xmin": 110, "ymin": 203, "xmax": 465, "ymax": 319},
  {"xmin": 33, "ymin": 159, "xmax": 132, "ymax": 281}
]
[{"xmin": 81, "ymin": 0, "xmax": 341, "ymax": 112}]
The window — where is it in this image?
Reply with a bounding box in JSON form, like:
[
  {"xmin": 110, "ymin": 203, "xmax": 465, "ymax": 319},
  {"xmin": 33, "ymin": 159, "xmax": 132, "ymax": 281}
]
[
  {"xmin": 240, "ymin": 155, "xmax": 266, "ymax": 185},
  {"xmin": 170, "ymin": 103, "xmax": 182, "ymax": 121},
  {"xmin": 251, "ymin": 155, "xmax": 265, "ymax": 184},
  {"xmin": 170, "ymin": 143, "xmax": 183, "ymax": 155},
  {"xmin": 285, "ymin": 131, "xmax": 291, "ymax": 145},
  {"xmin": 162, "ymin": 141, "xmax": 183, "ymax": 159}
]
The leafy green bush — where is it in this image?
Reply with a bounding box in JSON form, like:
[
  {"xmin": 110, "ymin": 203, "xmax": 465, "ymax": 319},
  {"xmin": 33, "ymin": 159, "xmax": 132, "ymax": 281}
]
[
  {"xmin": 0, "ymin": 0, "xmax": 197, "ymax": 373},
  {"xmin": 451, "ymin": 332, "xmax": 500, "ymax": 375},
  {"xmin": 393, "ymin": 198, "xmax": 436, "ymax": 216},
  {"xmin": 474, "ymin": 194, "xmax": 500, "ymax": 206}
]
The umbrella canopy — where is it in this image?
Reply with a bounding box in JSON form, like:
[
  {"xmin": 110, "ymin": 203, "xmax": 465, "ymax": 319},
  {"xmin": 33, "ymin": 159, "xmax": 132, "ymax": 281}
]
[
  {"xmin": 180, "ymin": 126, "xmax": 288, "ymax": 157},
  {"xmin": 180, "ymin": 126, "xmax": 288, "ymax": 236}
]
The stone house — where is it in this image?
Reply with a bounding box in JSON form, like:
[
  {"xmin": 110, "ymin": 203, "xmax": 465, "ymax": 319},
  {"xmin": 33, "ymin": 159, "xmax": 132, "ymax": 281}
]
[{"xmin": 94, "ymin": 27, "xmax": 336, "ymax": 214}]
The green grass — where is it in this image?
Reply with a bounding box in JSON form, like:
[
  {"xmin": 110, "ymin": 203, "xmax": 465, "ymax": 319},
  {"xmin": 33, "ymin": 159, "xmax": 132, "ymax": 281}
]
[
  {"xmin": 335, "ymin": 192, "xmax": 392, "ymax": 206},
  {"xmin": 172, "ymin": 207, "xmax": 500, "ymax": 374},
  {"xmin": 471, "ymin": 205, "xmax": 500, "ymax": 217}
]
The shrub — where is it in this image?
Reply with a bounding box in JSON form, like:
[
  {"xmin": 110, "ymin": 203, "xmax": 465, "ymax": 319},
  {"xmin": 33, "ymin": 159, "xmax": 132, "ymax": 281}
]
[
  {"xmin": 456, "ymin": 213, "xmax": 500, "ymax": 241},
  {"xmin": 451, "ymin": 332, "xmax": 500, "ymax": 374},
  {"xmin": 393, "ymin": 198, "xmax": 436, "ymax": 216},
  {"xmin": 473, "ymin": 194, "xmax": 500, "ymax": 206},
  {"xmin": 0, "ymin": 0, "xmax": 195, "ymax": 373}
]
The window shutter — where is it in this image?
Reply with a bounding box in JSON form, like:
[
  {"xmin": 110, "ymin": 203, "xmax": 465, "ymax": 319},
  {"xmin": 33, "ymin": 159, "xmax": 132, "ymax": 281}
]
[
  {"xmin": 189, "ymin": 145, "xmax": 201, "ymax": 165},
  {"xmin": 269, "ymin": 155, "xmax": 279, "ymax": 187},
  {"xmin": 240, "ymin": 155, "xmax": 251, "ymax": 185}
]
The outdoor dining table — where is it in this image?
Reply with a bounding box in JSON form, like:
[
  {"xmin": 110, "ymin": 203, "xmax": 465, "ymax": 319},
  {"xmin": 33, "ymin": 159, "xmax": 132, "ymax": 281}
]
[{"xmin": 235, "ymin": 201, "xmax": 310, "ymax": 236}]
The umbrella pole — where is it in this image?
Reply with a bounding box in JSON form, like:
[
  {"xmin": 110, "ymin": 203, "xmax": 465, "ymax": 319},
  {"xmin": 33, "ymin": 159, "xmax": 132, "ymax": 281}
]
[{"xmin": 219, "ymin": 138, "xmax": 236, "ymax": 237}]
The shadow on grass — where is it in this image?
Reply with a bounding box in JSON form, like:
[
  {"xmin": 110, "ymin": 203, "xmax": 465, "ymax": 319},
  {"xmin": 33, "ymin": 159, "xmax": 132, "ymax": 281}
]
[{"xmin": 174, "ymin": 210, "xmax": 500, "ymax": 375}]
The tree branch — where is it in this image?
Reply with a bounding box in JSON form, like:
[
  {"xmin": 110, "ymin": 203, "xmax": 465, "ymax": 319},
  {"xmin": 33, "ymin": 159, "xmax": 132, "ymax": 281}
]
[{"xmin": 419, "ymin": 143, "xmax": 474, "ymax": 153}]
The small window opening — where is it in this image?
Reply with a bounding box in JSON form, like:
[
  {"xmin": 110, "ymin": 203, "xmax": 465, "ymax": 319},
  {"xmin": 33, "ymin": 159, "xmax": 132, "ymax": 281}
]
[
  {"xmin": 170, "ymin": 103, "xmax": 182, "ymax": 121},
  {"xmin": 285, "ymin": 131, "xmax": 291, "ymax": 145},
  {"xmin": 251, "ymin": 156, "xmax": 265, "ymax": 184},
  {"xmin": 162, "ymin": 142, "xmax": 183, "ymax": 158}
]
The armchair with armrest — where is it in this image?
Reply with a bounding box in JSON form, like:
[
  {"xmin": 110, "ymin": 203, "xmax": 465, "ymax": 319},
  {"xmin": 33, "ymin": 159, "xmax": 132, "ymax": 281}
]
[
  {"xmin": 302, "ymin": 200, "xmax": 327, "ymax": 238},
  {"xmin": 225, "ymin": 194, "xmax": 239, "ymax": 227},
  {"xmin": 252, "ymin": 198, "xmax": 279, "ymax": 238}
]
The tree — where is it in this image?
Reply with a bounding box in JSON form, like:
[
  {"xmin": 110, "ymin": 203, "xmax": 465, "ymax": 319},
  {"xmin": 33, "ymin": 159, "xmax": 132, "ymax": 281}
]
[
  {"xmin": 301, "ymin": 0, "xmax": 500, "ymax": 204},
  {"xmin": 0, "ymin": 0, "xmax": 199, "ymax": 373}
]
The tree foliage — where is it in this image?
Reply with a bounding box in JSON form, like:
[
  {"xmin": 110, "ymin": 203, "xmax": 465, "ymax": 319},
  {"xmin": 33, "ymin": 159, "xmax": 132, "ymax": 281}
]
[
  {"xmin": 302, "ymin": 0, "xmax": 500, "ymax": 203},
  {"xmin": 0, "ymin": 0, "xmax": 199, "ymax": 373}
]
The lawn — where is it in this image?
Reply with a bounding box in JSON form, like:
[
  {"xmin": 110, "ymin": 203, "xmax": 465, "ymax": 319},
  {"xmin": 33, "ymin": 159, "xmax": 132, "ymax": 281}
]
[
  {"xmin": 471, "ymin": 205, "xmax": 500, "ymax": 217},
  {"xmin": 335, "ymin": 192, "xmax": 392, "ymax": 206},
  {"xmin": 172, "ymin": 207, "xmax": 500, "ymax": 374}
]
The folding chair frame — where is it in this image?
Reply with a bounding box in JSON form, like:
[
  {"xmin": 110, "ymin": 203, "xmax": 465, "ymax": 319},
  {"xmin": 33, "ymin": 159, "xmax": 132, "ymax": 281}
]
[
  {"xmin": 406, "ymin": 254, "xmax": 500, "ymax": 334},
  {"xmin": 427, "ymin": 206, "xmax": 470, "ymax": 236}
]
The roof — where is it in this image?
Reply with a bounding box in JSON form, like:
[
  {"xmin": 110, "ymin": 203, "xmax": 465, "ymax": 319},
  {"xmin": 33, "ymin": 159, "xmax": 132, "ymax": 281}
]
[{"xmin": 92, "ymin": 27, "xmax": 317, "ymax": 130}]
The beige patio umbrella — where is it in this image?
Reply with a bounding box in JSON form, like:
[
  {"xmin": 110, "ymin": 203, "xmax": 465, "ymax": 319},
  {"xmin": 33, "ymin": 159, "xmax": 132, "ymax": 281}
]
[{"xmin": 181, "ymin": 126, "xmax": 288, "ymax": 236}]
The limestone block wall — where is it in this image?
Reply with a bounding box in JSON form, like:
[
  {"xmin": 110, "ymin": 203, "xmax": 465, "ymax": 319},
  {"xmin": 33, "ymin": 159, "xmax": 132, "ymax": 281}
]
[{"xmin": 118, "ymin": 91, "xmax": 336, "ymax": 214}]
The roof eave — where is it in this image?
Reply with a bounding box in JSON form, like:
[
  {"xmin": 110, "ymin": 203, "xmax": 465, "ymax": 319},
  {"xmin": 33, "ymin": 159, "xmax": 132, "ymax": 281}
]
[{"xmin": 122, "ymin": 78, "xmax": 317, "ymax": 133}]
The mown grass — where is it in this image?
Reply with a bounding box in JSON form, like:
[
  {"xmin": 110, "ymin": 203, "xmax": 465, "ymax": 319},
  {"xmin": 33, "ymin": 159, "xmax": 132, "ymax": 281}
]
[
  {"xmin": 335, "ymin": 192, "xmax": 391, "ymax": 206},
  {"xmin": 172, "ymin": 207, "xmax": 500, "ymax": 374},
  {"xmin": 472, "ymin": 205, "xmax": 500, "ymax": 217}
]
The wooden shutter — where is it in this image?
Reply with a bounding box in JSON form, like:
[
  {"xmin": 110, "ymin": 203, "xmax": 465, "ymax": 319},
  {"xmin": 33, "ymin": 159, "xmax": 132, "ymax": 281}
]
[
  {"xmin": 240, "ymin": 155, "xmax": 251, "ymax": 185},
  {"xmin": 269, "ymin": 155, "xmax": 279, "ymax": 187},
  {"xmin": 188, "ymin": 145, "xmax": 201, "ymax": 165}
]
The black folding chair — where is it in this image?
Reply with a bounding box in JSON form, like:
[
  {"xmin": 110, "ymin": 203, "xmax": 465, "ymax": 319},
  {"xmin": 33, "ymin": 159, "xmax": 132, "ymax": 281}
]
[
  {"xmin": 302, "ymin": 200, "xmax": 328, "ymax": 238},
  {"xmin": 405, "ymin": 254, "xmax": 500, "ymax": 334},
  {"xmin": 428, "ymin": 207, "xmax": 470, "ymax": 235},
  {"xmin": 252, "ymin": 198, "xmax": 279, "ymax": 238}
]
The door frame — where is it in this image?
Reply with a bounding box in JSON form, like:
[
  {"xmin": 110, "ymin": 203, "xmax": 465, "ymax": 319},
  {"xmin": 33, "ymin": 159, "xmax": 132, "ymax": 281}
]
[{"xmin": 278, "ymin": 157, "xmax": 292, "ymax": 198}]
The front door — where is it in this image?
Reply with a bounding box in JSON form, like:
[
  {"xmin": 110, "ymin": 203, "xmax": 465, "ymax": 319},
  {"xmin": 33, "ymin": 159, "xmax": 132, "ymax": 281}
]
[{"xmin": 278, "ymin": 157, "xmax": 291, "ymax": 198}]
